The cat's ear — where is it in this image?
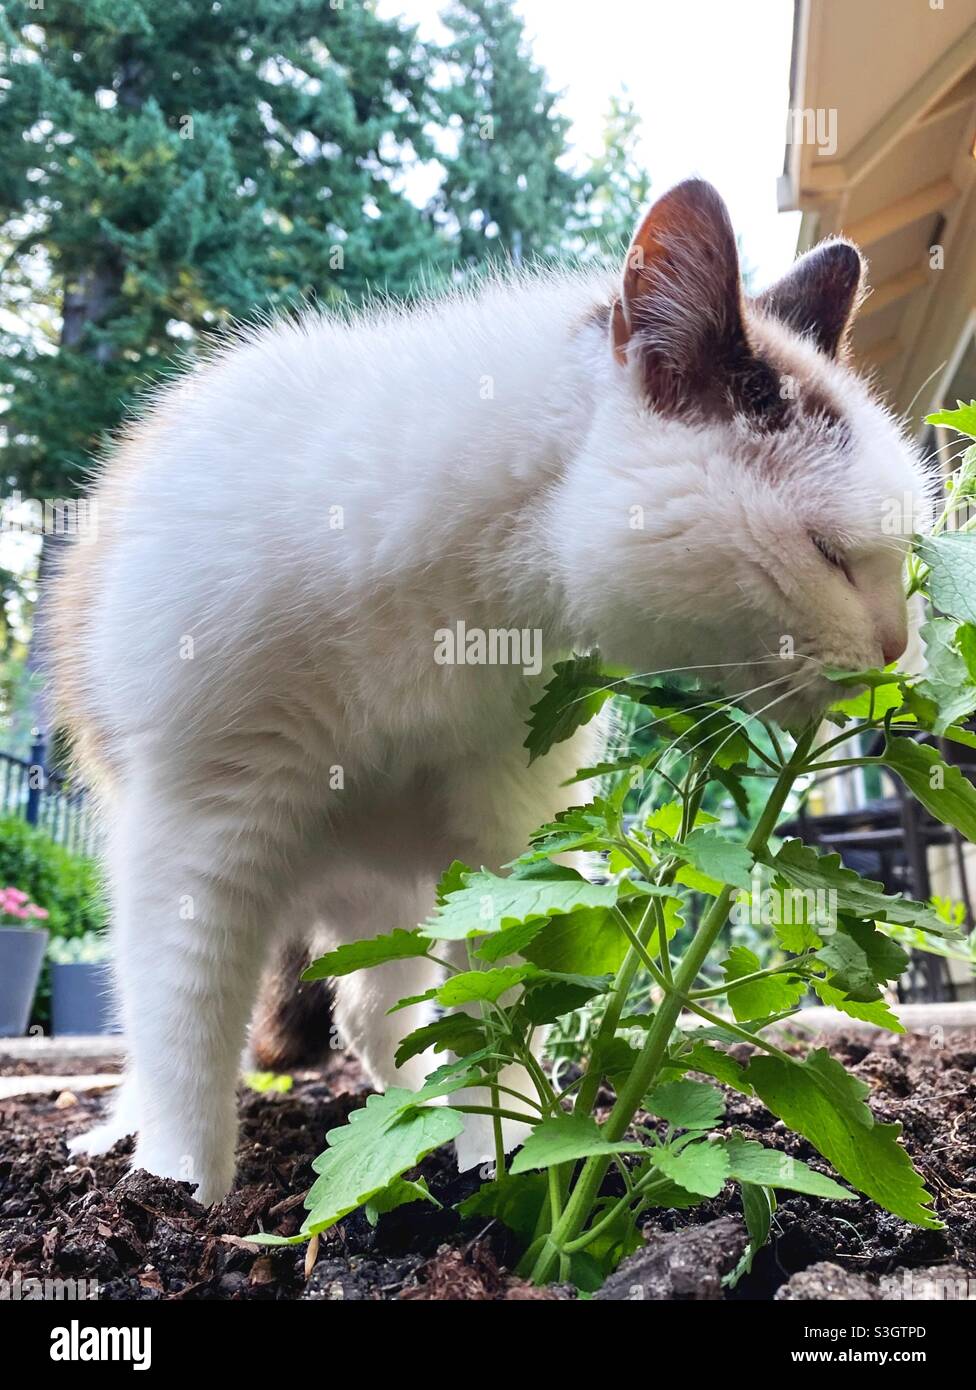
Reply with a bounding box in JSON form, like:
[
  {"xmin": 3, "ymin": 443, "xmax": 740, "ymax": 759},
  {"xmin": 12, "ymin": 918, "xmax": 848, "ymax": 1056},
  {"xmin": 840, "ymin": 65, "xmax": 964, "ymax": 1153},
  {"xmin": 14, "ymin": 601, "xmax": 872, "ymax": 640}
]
[
  {"xmin": 756, "ymin": 240, "xmax": 866, "ymax": 359},
  {"xmin": 611, "ymin": 179, "xmax": 751, "ymax": 411}
]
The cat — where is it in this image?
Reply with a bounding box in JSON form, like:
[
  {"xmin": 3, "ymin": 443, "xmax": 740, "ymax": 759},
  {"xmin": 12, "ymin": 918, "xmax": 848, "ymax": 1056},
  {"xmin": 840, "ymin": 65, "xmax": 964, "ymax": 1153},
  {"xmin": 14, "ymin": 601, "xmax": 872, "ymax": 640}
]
[{"xmin": 51, "ymin": 179, "xmax": 929, "ymax": 1204}]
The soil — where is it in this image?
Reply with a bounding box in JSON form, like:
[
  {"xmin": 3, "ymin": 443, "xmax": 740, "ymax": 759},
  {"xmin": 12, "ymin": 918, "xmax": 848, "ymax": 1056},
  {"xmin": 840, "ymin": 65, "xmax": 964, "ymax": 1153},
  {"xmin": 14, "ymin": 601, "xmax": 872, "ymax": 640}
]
[{"xmin": 1, "ymin": 1031, "xmax": 974, "ymax": 1301}]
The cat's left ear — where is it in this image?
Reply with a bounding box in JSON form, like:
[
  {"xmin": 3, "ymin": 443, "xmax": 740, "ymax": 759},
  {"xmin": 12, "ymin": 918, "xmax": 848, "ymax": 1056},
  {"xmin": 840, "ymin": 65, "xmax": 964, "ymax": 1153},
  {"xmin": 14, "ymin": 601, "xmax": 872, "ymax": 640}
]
[
  {"xmin": 611, "ymin": 179, "xmax": 752, "ymax": 412},
  {"xmin": 755, "ymin": 240, "xmax": 866, "ymax": 359}
]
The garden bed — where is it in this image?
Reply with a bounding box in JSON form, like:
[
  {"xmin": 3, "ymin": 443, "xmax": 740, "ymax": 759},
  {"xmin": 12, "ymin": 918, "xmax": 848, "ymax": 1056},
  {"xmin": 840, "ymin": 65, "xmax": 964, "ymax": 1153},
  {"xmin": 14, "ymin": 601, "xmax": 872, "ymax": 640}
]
[{"xmin": 1, "ymin": 1032, "xmax": 974, "ymax": 1301}]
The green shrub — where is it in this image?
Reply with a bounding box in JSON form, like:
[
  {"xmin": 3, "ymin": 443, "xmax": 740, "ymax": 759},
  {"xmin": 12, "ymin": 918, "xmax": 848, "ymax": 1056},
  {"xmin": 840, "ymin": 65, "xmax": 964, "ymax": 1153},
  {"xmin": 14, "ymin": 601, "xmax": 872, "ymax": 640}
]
[
  {"xmin": 0, "ymin": 815, "xmax": 107, "ymax": 1026},
  {"xmin": 0, "ymin": 814, "xmax": 106, "ymax": 941}
]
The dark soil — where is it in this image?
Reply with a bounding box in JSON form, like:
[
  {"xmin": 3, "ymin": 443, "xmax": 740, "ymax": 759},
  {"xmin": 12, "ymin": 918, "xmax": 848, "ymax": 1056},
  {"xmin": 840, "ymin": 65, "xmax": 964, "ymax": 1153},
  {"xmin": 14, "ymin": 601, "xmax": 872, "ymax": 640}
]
[{"xmin": 1, "ymin": 1032, "xmax": 974, "ymax": 1301}]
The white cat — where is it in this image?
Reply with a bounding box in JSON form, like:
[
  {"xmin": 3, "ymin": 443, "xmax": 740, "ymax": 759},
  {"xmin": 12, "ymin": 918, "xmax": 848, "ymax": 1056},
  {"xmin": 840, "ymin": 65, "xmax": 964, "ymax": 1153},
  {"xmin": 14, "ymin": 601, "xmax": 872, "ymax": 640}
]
[{"xmin": 52, "ymin": 180, "xmax": 928, "ymax": 1204}]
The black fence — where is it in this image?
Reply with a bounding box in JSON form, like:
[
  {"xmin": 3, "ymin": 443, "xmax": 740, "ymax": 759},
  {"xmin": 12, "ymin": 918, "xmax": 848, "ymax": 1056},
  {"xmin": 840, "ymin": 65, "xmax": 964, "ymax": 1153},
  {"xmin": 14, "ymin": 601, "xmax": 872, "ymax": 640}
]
[{"xmin": 0, "ymin": 734, "xmax": 101, "ymax": 858}]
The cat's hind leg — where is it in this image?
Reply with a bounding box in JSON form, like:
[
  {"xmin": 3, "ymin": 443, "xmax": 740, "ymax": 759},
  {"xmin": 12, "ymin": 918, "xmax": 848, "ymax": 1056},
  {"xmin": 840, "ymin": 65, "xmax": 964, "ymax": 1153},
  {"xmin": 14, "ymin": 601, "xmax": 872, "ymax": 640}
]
[{"xmin": 69, "ymin": 761, "xmax": 303, "ymax": 1205}]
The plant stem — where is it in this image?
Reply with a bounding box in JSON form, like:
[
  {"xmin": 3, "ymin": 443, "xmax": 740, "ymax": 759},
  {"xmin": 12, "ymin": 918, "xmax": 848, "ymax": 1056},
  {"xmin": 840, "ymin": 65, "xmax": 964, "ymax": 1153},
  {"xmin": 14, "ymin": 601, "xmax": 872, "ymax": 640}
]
[
  {"xmin": 688, "ymin": 956, "xmax": 815, "ymax": 1000},
  {"xmin": 526, "ymin": 728, "xmax": 814, "ymax": 1284}
]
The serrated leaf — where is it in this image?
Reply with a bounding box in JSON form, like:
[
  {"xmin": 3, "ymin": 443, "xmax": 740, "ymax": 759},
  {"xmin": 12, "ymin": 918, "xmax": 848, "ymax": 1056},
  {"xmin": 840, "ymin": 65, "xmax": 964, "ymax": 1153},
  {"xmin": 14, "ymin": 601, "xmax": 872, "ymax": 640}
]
[
  {"xmin": 521, "ymin": 972, "xmax": 613, "ymax": 1025},
  {"xmin": 722, "ymin": 945, "xmax": 809, "ymax": 1022},
  {"xmin": 926, "ymin": 399, "xmax": 976, "ymax": 436},
  {"xmin": 917, "ymin": 533, "xmax": 976, "ymax": 625},
  {"xmin": 722, "ymin": 1134, "xmax": 853, "ymax": 1199},
  {"xmin": 677, "ymin": 828, "xmax": 754, "ymax": 891},
  {"xmin": 436, "ymin": 859, "xmax": 473, "ymax": 904},
  {"xmin": 521, "ymin": 904, "xmax": 630, "ymax": 975},
  {"xmin": 744, "ymin": 1049, "xmax": 940, "ymax": 1228},
  {"xmin": 436, "ymin": 966, "xmax": 533, "ymax": 1006},
  {"xmin": 457, "ymin": 1172, "xmax": 548, "ymax": 1243},
  {"xmin": 817, "ymin": 932, "xmax": 883, "ymax": 1002},
  {"xmin": 672, "ymin": 1039, "xmax": 752, "ymax": 1092},
  {"xmin": 650, "ymin": 1141, "xmax": 730, "ymax": 1197},
  {"xmin": 509, "ymin": 1114, "xmax": 644, "ymax": 1174},
  {"xmin": 524, "ymin": 652, "xmax": 620, "ymax": 762},
  {"xmin": 297, "ymin": 1090, "xmax": 465, "ymax": 1238},
  {"xmin": 645, "ymin": 1079, "xmax": 725, "ymax": 1130},
  {"xmin": 394, "ymin": 1014, "xmax": 485, "ymax": 1068},
  {"xmin": 303, "ymin": 929, "xmax": 430, "ymax": 981},
  {"xmin": 883, "ymin": 736, "xmax": 976, "ymax": 849},
  {"xmin": 364, "ymin": 1176, "xmax": 439, "ymax": 1226},
  {"xmin": 917, "ymin": 619, "xmax": 976, "ymax": 735},
  {"xmin": 811, "ymin": 976, "xmax": 905, "ymax": 1033},
  {"xmin": 765, "ymin": 838, "xmax": 956, "ymax": 937},
  {"xmin": 422, "ymin": 867, "xmax": 618, "ymax": 941}
]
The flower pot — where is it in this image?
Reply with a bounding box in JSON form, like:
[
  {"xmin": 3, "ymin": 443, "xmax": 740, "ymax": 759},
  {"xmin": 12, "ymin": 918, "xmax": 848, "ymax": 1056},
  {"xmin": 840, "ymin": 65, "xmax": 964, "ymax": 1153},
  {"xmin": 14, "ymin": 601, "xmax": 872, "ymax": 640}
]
[
  {"xmin": 0, "ymin": 927, "xmax": 48, "ymax": 1036},
  {"xmin": 51, "ymin": 962, "xmax": 120, "ymax": 1036}
]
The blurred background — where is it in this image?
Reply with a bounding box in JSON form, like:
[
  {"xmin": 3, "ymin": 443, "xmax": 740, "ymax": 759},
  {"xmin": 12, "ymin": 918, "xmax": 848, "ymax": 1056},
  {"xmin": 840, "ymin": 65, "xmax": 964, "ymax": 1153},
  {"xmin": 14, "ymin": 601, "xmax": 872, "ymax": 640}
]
[{"xmin": 1, "ymin": 0, "xmax": 975, "ymax": 1032}]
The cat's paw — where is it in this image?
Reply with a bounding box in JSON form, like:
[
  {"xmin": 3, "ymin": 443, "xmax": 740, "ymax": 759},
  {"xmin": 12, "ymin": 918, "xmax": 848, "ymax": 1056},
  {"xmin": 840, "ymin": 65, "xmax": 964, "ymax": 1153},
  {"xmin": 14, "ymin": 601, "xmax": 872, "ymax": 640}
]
[
  {"xmin": 130, "ymin": 1140, "xmax": 235, "ymax": 1207},
  {"xmin": 68, "ymin": 1118, "xmax": 134, "ymax": 1158}
]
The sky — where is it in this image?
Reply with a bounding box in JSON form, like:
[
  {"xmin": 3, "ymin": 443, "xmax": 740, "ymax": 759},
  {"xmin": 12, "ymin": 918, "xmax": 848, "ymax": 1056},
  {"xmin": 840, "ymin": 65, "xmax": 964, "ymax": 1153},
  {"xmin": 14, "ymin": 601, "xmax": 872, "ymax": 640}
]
[{"xmin": 377, "ymin": 0, "xmax": 803, "ymax": 289}]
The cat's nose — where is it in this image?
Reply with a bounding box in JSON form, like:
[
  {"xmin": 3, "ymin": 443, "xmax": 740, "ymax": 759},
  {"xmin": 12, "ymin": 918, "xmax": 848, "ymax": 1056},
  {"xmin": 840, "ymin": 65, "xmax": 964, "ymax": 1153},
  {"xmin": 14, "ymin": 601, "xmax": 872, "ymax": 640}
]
[{"xmin": 881, "ymin": 630, "xmax": 907, "ymax": 666}]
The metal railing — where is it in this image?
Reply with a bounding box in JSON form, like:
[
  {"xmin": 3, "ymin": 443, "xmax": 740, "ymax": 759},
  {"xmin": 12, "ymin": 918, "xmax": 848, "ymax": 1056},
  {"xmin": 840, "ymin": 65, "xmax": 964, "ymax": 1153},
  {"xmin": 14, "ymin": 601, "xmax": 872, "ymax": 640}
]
[{"xmin": 0, "ymin": 733, "xmax": 101, "ymax": 858}]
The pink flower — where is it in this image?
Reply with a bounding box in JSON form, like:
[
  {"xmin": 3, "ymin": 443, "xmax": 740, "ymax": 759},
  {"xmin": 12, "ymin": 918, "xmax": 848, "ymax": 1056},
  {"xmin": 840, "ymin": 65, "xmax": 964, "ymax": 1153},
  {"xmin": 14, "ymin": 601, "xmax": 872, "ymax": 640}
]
[
  {"xmin": 26, "ymin": 905, "xmax": 48, "ymax": 919},
  {"xmin": 3, "ymin": 888, "xmax": 28, "ymax": 905}
]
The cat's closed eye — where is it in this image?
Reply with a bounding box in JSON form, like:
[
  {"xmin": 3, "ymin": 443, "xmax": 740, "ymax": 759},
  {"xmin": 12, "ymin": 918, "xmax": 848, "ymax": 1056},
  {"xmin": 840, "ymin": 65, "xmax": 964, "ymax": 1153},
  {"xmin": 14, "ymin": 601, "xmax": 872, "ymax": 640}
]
[{"xmin": 811, "ymin": 534, "xmax": 854, "ymax": 586}]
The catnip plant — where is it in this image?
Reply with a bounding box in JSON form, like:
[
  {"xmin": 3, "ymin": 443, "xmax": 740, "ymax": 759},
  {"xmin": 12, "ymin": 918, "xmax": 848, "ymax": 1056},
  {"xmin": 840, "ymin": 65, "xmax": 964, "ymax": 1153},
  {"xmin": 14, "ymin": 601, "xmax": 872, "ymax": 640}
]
[{"xmin": 255, "ymin": 403, "xmax": 976, "ymax": 1290}]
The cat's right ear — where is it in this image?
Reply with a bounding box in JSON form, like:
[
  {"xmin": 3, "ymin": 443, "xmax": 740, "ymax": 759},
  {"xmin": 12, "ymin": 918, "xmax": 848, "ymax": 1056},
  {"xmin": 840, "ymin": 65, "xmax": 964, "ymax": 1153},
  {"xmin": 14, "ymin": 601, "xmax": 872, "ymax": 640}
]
[{"xmin": 610, "ymin": 179, "xmax": 750, "ymax": 412}]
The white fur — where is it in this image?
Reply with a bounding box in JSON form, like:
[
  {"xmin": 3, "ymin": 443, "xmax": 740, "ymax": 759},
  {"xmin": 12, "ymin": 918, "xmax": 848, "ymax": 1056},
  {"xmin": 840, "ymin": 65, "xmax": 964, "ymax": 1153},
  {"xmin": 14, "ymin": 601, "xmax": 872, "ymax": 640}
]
[{"xmin": 58, "ymin": 250, "xmax": 929, "ymax": 1203}]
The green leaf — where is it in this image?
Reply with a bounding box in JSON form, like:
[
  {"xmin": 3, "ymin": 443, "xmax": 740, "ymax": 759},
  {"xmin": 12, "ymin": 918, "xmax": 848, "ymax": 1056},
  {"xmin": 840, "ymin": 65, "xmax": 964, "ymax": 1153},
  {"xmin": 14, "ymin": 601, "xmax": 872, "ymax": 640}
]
[
  {"xmin": 524, "ymin": 800, "xmax": 615, "ymax": 858},
  {"xmin": 671, "ymin": 1039, "xmax": 752, "ymax": 1092},
  {"xmin": 650, "ymin": 1140, "xmax": 730, "ymax": 1197},
  {"xmin": 435, "ymin": 860, "xmax": 474, "ymax": 904},
  {"xmin": 521, "ymin": 972, "xmax": 613, "ymax": 1025},
  {"xmin": 811, "ymin": 976, "xmax": 905, "ymax": 1033},
  {"xmin": 364, "ymin": 1176, "xmax": 439, "ymax": 1226},
  {"xmin": 422, "ymin": 866, "xmax": 618, "ymax": 941},
  {"xmin": 959, "ymin": 623, "xmax": 976, "ymax": 681},
  {"xmin": 839, "ymin": 918, "xmax": 910, "ymax": 984},
  {"xmin": 303, "ymin": 929, "xmax": 429, "ymax": 981},
  {"xmin": 744, "ymin": 1049, "xmax": 940, "ymax": 1228},
  {"xmin": 677, "ymin": 828, "xmax": 754, "ymax": 891},
  {"xmin": 722, "ymin": 1134, "xmax": 853, "ymax": 1199},
  {"xmin": 436, "ymin": 966, "xmax": 532, "ymax": 1006},
  {"xmin": 926, "ymin": 399, "xmax": 976, "ymax": 436},
  {"xmin": 883, "ymin": 735, "xmax": 976, "ymax": 848},
  {"xmin": 817, "ymin": 932, "xmax": 884, "ymax": 1003},
  {"xmin": 509, "ymin": 1114, "xmax": 644, "ymax": 1174},
  {"xmin": 722, "ymin": 945, "xmax": 809, "ymax": 1022},
  {"xmin": 521, "ymin": 904, "xmax": 630, "ymax": 975},
  {"xmin": 917, "ymin": 619, "xmax": 976, "ymax": 735},
  {"xmin": 524, "ymin": 652, "xmax": 620, "ymax": 762},
  {"xmin": 457, "ymin": 1173, "xmax": 549, "ymax": 1244},
  {"xmin": 764, "ymin": 838, "xmax": 956, "ymax": 937},
  {"xmin": 917, "ymin": 533, "xmax": 976, "ymax": 625},
  {"xmin": 727, "ymin": 1182, "xmax": 775, "ymax": 1287},
  {"xmin": 394, "ymin": 1014, "xmax": 486, "ymax": 1068},
  {"xmin": 644, "ymin": 1079, "xmax": 725, "ymax": 1130},
  {"xmin": 297, "ymin": 1089, "xmax": 465, "ymax": 1238}
]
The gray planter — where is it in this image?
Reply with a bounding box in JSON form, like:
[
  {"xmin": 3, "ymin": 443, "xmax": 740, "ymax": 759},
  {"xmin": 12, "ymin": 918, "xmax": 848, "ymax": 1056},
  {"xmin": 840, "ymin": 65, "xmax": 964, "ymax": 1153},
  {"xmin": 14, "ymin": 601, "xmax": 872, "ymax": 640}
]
[
  {"xmin": 0, "ymin": 927, "xmax": 48, "ymax": 1036},
  {"xmin": 51, "ymin": 962, "xmax": 119, "ymax": 1036}
]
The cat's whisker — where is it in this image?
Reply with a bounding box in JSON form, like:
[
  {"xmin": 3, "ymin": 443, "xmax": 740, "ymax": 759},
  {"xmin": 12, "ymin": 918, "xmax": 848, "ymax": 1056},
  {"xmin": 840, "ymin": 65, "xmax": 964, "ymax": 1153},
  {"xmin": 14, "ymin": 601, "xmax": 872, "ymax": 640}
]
[
  {"xmin": 629, "ymin": 670, "xmax": 798, "ymax": 778},
  {"xmin": 561, "ymin": 655, "xmax": 790, "ymax": 712}
]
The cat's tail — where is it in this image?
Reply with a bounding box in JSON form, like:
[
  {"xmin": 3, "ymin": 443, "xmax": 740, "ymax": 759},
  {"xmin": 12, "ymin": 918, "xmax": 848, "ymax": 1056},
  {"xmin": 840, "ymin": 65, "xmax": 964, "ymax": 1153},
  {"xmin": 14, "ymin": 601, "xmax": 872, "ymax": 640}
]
[{"xmin": 249, "ymin": 939, "xmax": 335, "ymax": 1070}]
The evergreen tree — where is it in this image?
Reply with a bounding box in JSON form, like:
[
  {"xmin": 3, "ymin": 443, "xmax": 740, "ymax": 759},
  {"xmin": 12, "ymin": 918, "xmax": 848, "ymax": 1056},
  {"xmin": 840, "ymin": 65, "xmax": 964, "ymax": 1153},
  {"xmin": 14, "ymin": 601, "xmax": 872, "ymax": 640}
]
[
  {"xmin": 435, "ymin": 0, "xmax": 583, "ymax": 267},
  {"xmin": 582, "ymin": 91, "xmax": 651, "ymax": 255},
  {"xmin": 0, "ymin": 0, "xmax": 445, "ymax": 500}
]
